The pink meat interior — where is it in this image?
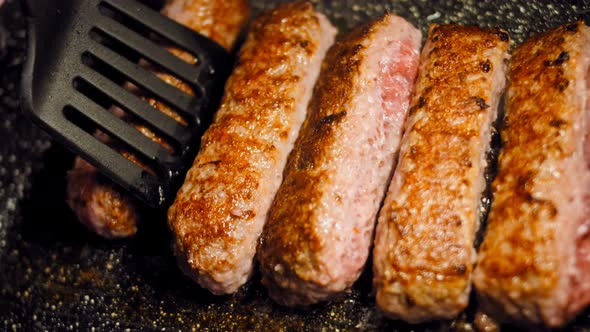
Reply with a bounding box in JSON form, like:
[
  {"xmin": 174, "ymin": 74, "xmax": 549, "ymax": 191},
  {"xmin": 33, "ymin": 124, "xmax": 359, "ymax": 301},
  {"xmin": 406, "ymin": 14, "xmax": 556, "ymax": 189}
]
[
  {"xmin": 569, "ymin": 53, "xmax": 590, "ymax": 316},
  {"xmin": 380, "ymin": 39, "xmax": 419, "ymax": 121},
  {"xmin": 341, "ymin": 36, "xmax": 419, "ymax": 278}
]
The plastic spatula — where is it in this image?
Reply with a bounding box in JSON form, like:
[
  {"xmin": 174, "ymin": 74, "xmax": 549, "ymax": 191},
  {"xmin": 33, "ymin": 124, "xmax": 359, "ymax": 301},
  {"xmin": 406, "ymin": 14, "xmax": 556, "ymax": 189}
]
[{"xmin": 20, "ymin": 0, "xmax": 230, "ymax": 208}]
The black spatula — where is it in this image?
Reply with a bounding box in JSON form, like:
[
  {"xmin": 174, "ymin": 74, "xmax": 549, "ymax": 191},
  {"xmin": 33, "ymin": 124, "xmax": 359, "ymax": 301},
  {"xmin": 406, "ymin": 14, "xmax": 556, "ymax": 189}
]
[{"xmin": 20, "ymin": 0, "xmax": 230, "ymax": 208}]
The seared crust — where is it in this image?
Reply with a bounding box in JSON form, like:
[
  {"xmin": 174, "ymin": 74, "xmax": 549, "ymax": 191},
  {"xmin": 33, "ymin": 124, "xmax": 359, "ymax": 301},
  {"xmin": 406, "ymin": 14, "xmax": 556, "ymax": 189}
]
[
  {"xmin": 66, "ymin": 159, "xmax": 138, "ymax": 237},
  {"xmin": 474, "ymin": 21, "xmax": 590, "ymax": 327},
  {"xmin": 66, "ymin": 0, "xmax": 250, "ymax": 238},
  {"xmin": 258, "ymin": 12, "xmax": 378, "ymax": 289},
  {"xmin": 373, "ymin": 24, "xmax": 509, "ymax": 322},
  {"xmin": 162, "ymin": 0, "xmax": 249, "ymax": 51},
  {"xmin": 257, "ymin": 14, "xmax": 421, "ymax": 306},
  {"xmin": 168, "ymin": 2, "xmax": 335, "ymax": 294}
]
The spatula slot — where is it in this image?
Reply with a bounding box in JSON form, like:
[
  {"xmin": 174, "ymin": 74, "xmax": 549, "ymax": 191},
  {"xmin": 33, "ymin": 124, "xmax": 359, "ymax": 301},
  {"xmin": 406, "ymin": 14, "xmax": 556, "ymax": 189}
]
[
  {"xmin": 70, "ymin": 76, "xmax": 177, "ymax": 167},
  {"xmin": 63, "ymin": 102, "xmax": 166, "ymax": 179},
  {"xmin": 89, "ymin": 25, "xmax": 200, "ymax": 98},
  {"xmin": 79, "ymin": 52, "xmax": 192, "ymax": 154},
  {"xmin": 97, "ymin": 0, "xmax": 205, "ymax": 66},
  {"xmin": 95, "ymin": 5, "xmax": 198, "ymax": 67},
  {"xmin": 83, "ymin": 42, "xmax": 199, "ymax": 121},
  {"xmin": 87, "ymin": 27, "xmax": 198, "ymax": 127}
]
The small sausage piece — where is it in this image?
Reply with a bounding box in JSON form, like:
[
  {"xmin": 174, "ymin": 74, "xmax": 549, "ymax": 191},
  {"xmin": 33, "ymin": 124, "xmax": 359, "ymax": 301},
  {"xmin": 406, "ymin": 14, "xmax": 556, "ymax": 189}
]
[
  {"xmin": 372, "ymin": 24, "xmax": 509, "ymax": 323},
  {"xmin": 65, "ymin": 0, "xmax": 250, "ymax": 238},
  {"xmin": 474, "ymin": 21, "xmax": 590, "ymax": 328},
  {"xmin": 256, "ymin": 13, "xmax": 421, "ymax": 307},
  {"xmin": 167, "ymin": 2, "xmax": 337, "ymax": 295}
]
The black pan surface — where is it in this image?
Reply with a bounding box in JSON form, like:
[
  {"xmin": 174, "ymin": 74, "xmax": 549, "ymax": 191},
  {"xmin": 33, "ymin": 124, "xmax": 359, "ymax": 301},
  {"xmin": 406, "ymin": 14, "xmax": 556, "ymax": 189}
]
[{"xmin": 1, "ymin": 0, "xmax": 589, "ymax": 330}]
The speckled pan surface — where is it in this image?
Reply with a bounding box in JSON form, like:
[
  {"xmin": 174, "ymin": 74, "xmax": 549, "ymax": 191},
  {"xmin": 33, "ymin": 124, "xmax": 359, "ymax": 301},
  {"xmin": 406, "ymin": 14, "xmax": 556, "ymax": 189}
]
[{"xmin": 0, "ymin": 0, "xmax": 588, "ymax": 330}]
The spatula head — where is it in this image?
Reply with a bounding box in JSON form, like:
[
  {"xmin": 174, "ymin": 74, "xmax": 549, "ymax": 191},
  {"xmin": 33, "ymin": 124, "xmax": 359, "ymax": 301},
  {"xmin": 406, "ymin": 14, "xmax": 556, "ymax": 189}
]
[{"xmin": 20, "ymin": 0, "xmax": 230, "ymax": 208}]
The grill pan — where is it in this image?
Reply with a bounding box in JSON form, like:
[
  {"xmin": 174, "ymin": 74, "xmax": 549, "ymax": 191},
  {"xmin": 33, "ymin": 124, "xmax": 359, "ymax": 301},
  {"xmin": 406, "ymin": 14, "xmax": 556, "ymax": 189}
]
[{"xmin": 1, "ymin": 0, "xmax": 589, "ymax": 330}]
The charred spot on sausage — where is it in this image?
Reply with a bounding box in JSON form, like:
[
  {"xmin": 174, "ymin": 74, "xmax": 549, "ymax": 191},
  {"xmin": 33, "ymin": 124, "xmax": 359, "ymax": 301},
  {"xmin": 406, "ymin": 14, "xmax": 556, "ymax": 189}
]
[
  {"xmin": 554, "ymin": 51, "xmax": 570, "ymax": 65},
  {"xmin": 481, "ymin": 60, "xmax": 491, "ymax": 73},
  {"xmin": 473, "ymin": 97, "xmax": 490, "ymax": 109},
  {"xmin": 549, "ymin": 118, "xmax": 568, "ymax": 127},
  {"xmin": 352, "ymin": 44, "xmax": 363, "ymax": 54},
  {"xmin": 201, "ymin": 160, "xmax": 222, "ymax": 166},
  {"xmin": 545, "ymin": 51, "xmax": 570, "ymax": 66},
  {"xmin": 454, "ymin": 264, "xmax": 467, "ymax": 275},
  {"xmin": 318, "ymin": 111, "xmax": 347, "ymax": 126},
  {"xmin": 418, "ymin": 96, "xmax": 426, "ymax": 108},
  {"xmin": 557, "ymin": 79, "xmax": 570, "ymax": 92},
  {"xmin": 403, "ymin": 294, "xmax": 416, "ymax": 307}
]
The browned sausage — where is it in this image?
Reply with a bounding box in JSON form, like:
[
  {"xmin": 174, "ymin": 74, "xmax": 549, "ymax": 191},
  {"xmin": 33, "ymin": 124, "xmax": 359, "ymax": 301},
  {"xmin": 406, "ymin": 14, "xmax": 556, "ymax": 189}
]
[
  {"xmin": 167, "ymin": 2, "xmax": 336, "ymax": 295},
  {"xmin": 474, "ymin": 21, "xmax": 590, "ymax": 327},
  {"xmin": 372, "ymin": 24, "xmax": 509, "ymax": 323}
]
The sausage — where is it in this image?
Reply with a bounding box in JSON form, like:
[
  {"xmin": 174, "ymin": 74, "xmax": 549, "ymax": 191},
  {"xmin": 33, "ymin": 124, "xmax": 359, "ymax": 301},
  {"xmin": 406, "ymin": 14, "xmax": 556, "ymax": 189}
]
[
  {"xmin": 167, "ymin": 1, "xmax": 336, "ymax": 295},
  {"xmin": 473, "ymin": 21, "xmax": 590, "ymax": 327},
  {"xmin": 256, "ymin": 13, "xmax": 421, "ymax": 306},
  {"xmin": 66, "ymin": 0, "xmax": 250, "ymax": 238},
  {"xmin": 372, "ymin": 24, "xmax": 509, "ymax": 323}
]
